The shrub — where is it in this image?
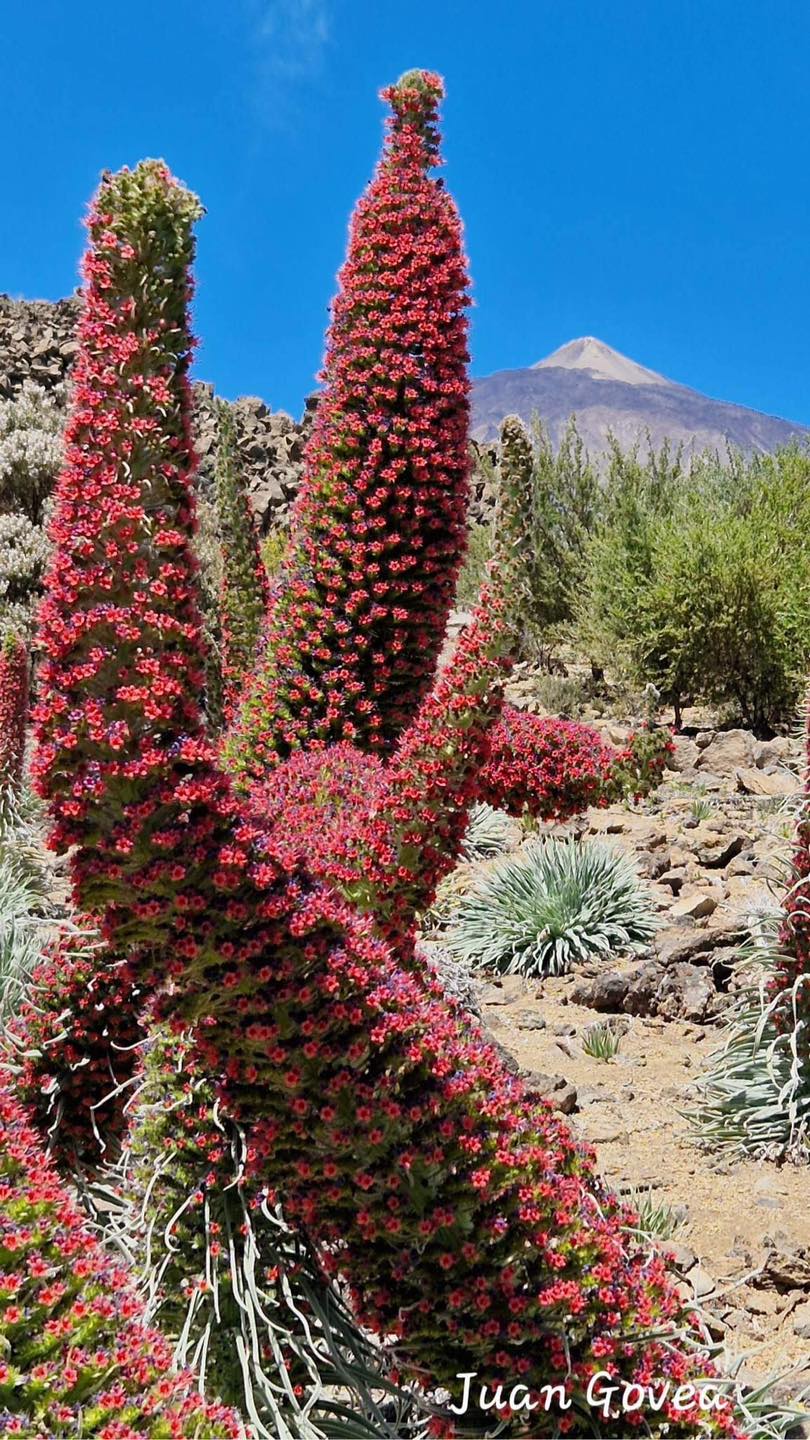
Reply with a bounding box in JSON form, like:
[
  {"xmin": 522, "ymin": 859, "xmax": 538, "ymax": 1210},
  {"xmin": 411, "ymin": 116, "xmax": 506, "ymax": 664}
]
[
  {"xmin": 0, "ymin": 379, "xmax": 64, "ymax": 524},
  {"xmin": 214, "ymin": 400, "xmax": 269, "ymax": 722},
  {"xmin": 578, "ymin": 444, "xmax": 810, "ymax": 731},
  {"xmin": 0, "ymin": 632, "xmax": 28, "ymax": 802},
  {"xmin": 0, "ymin": 511, "xmax": 51, "ymax": 638},
  {"xmin": 445, "ymin": 838, "xmax": 656, "ymax": 977},
  {"xmin": 511, "ymin": 417, "xmax": 601, "ymax": 655},
  {"xmin": 0, "ymin": 1071, "xmax": 242, "ymax": 1437},
  {"xmin": 226, "ymin": 71, "xmax": 471, "ymax": 780},
  {"xmin": 32, "ymin": 157, "xmax": 740, "ymax": 1436},
  {"xmin": 453, "ymin": 520, "xmax": 492, "ymax": 609}
]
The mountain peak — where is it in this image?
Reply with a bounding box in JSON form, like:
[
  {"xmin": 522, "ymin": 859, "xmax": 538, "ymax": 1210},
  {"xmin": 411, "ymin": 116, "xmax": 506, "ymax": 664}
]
[{"xmin": 532, "ymin": 336, "xmax": 670, "ymax": 388}]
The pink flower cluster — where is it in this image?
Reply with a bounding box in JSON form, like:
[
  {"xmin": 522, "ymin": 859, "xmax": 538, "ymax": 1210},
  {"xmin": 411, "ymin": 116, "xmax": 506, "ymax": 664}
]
[
  {"xmin": 29, "ymin": 157, "xmax": 740, "ymax": 1435},
  {"xmin": 479, "ymin": 706, "xmax": 674, "ymax": 821},
  {"xmin": 226, "ymin": 71, "xmax": 471, "ymax": 782},
  {"xmin": 0, "ymin": 1070, "xmax": 241, "ymax": 1436}
]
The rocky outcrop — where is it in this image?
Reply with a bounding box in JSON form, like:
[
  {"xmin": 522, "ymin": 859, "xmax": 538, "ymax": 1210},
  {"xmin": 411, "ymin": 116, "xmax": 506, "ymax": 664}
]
[{"xmin": 0, "ymin": 294, "xmax": 310, "ymax": 532}]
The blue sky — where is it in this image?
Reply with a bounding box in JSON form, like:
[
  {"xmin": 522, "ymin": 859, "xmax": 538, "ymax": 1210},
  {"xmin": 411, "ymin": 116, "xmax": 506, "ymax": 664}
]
[{"xmin": 2, "ymin": 1, "xmax": 809, "ymax": 424}]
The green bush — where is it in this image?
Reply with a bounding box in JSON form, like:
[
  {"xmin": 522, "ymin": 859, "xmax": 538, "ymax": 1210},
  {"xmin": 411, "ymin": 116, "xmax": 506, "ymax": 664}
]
[
  {"xmin": 445, "ymin": 837, "xmax": 656, "ymax": 976},
  {"xmin": 0, "ymin": 380, "xmax": 64, "ymax": 524},
  {"xmin": 578, "ymin": 443, "xmax": 810, "ymax": 731},
  {"xmin": 453, "ymin": 520, "xmax": 492, "ymax": 608}
]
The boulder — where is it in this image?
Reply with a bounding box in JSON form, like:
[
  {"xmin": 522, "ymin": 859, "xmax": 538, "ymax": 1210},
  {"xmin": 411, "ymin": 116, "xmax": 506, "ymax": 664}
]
[
  {"xmin": 735, "ymin": 767, "xmax": 798, "ymax": 798},
  {"xmin": 695, "ymin": 729, "xmax": 756, "ymax": 776}
]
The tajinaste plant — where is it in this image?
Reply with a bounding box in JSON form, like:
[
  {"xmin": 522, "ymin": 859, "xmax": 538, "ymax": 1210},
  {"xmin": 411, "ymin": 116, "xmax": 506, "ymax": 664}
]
[
  {"xmin": 32, "ymin": 159, "xmax": 740, "ymax": 1435},
  {"xmin": 0, "ymin": 1069, "xmax": 242, "ymax": 1437},
  {"xmin": 0, "ymin": 631, "xmax": 28, "ymax": 805},
  {"xmin": 227, "ymin": 71, "xmax": 471, "ymax": 781}
]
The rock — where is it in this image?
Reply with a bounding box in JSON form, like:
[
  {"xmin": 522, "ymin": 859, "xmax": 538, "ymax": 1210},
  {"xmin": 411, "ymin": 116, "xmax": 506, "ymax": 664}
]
[
  {"xmin": 655, "ymin": 963, "xmax": 716, "ymax": 1022},
  {"xmin": 659, "ymin": 868, "xmax": 686, "ymax": 894},
  {"xmin": 667, "ymin": 1243, "xmax": 698, "ymax": 1273},
  {"xmin": 585, "ymin": 1114, "xmax": 629, "ymax": 1144},
  {"xmin": 689, "ymin": 1264, "xmax": 717, "ymax": 1299},
  {"xmin": 569, "ymin": 971, "xmax": 630, "ymax": 1011},
  {"xmin": 725, "ymin": 855, "xmax": 755, "ymax": 877},
  {"xmin": 736, "ymin": 766, "xmax": 798, "ymax": 798},
  {"xmin": 754, "ymin": 735, "xmax": 793, "ymax": 769},
  {"xmin": 695, "ymin": 729, "xmax": 756, "ymax": 776},
  {"xmin": 623, "ymin": 960, "xmax": 665, "ymax": 1016},
  {"xmin": 669, "ymin": 736, "xmax": 701, "ymax": 771},
  {"xmin": 670, "ymin": 891, "xmax": 717, "ymax": 920},
  {"xmin": 476, "ymin": 974, "xmax": 526, "ymax": 1005},
  {"xmin": 793, "ymin": 1302, "xmax": 810, "ymax": 1339},
  {"xmin": 522, "ymin": 1071, "xmax": 578, "ymax": 1115},
  {"xmin": 693, "ymin": 830, "xmax": 748, "ymax": 868},
  {"xmin": 761, "ymin": 1233, "xmax": 810, "ymax": 1291}
]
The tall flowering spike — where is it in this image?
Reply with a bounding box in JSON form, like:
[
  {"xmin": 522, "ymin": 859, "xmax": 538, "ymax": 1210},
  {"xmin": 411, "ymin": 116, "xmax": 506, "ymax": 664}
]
[
  {"xmin": 226, "ymin": 70, "xmax": 471, "ymax": 783},
  {"xmin": 0, "ymin": 630, "xmax": 28, "ymax": 797},
  {"xmin": 215, "ymin": 400, "xmax": 270, "ymax": 722},
  {"xmin": 0, "ymin": 1073, "xmax": 241, "ymax": 1436},
  {"xmin": 32, "ymin": 160, "xmax": 217, "ymax": 881},
  {"xmin": 495, "ymin": 413, "xmax": 536, "ymax": 617},
  {"xmin": 33, "ymin": 168, "xmax": 740, "ymax": 1435}
]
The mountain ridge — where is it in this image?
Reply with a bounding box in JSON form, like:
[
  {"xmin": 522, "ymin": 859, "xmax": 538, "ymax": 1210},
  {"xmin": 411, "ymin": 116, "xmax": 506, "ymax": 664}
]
[{"xmin": 471, "ymin": 338, "xmax": 809, "ymax": 456}]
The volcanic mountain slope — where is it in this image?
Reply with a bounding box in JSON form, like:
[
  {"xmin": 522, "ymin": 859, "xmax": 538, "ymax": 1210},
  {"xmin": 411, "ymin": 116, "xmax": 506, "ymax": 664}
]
[{"xmin": 471, "ymin": 337, "xmax": 810, "ymax": 456}]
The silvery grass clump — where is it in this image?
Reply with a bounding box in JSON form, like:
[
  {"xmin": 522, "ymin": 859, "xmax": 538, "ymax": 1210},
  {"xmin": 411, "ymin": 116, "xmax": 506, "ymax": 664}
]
[
  {"xmin": 445, "ymin": 837, "xmax": 656, "ymax": 977},
  {"xmin": 460, "ymin": 802, "xmax": 518, "ymax": 861},
  {"xmin": 691, "ymin": 916, "xmax": 809, "ymax": 1162},
  {"xmin": 0, "ymin": 792, "xmax": 51, "ymax": 1019}
]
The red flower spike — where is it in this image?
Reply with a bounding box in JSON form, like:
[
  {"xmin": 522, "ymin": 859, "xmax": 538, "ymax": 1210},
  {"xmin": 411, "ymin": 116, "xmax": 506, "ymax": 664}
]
[
  {"xmin": 226, "ymin": 71, "xmax": 471, "ymax": 780},
  {"xmin": 0, "ymin": 631, "xmax": 29, "ymax": 796}
]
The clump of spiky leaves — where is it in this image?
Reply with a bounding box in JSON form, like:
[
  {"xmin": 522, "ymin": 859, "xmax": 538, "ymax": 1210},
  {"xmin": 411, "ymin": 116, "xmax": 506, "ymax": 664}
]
[
  {"xmin": 692, "ymin": 703, "xmax": 810, "ymax": 1161},
  {"xmin": 0, "ymin": 1069, "xmax": 242, "ymax": 1437},
  {"xmin": 623, "ymin": 1187, "xmax": 686, "ymax": 1244},
  {"xmin": 114, "ymin": 1031, "xmax": 435, "ymax": 1440},
  {"xmin": 581, "ymin": 1019, "xmax": 623, "ymax": 1062},
  {"xmin": 214, "ymin": 400, "xmax": 269, "ymax": 723},
  {"xmin": 445, "ymin": 838, "xmax": 656, "ymax": 977},
  {"xmin": 460, "ymin": 802, "xmax": 517, "ymax": 861},
  {"xmin": 0, "ymin": 829, "xmax": 48, "ymax": 1021},
  {"xmin": 690, "ymin": 931, "xmax": 809, "ymax": 1160},
  {"xmin": 9, "ymin": 928, "xmax": 144, "ymax": 1166},
  {"xmin": 33, "ymin": 159, "xmax": 742, "ymax": 1436},
  {"xmin": 226, "ymin": 71, "xmax": 471, "ymax": 780}
]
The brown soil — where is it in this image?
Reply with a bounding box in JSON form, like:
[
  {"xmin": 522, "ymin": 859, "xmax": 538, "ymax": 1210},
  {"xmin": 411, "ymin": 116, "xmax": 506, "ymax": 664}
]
[{"xmin": 480, "ymin": 972, "xmax": 810, "ymax": 1389}]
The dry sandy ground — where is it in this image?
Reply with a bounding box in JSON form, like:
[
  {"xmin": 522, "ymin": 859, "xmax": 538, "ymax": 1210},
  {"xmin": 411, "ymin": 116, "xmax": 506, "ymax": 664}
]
[{"xmin": 480, "ymin": 973, "xmax": 810, "ymax": 1388}]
